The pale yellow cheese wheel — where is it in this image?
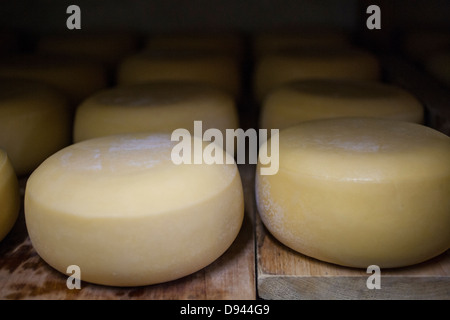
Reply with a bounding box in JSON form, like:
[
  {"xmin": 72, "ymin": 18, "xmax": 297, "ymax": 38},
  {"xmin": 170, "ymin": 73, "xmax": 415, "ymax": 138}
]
[
  {"xmin": 37, "ymin": 32, "xmax": 137, "ymax": 66},
  {"xmin": 0, "ymin": 149, "xmax": 20, "ymax": 242},
  {"xmin": 73, "ymin": 82, "xmax": 239, "ymax": 143},
  {"xmin": 25, "ymin": 133, "xmax": 244, "ymax": 286},
  {"xmin": 425, "ymin": 52, "xmax": 450, "ymax": 87},
  {"xmin": 145, "ymin": 32, "xmax": 244, "ymax": 60},
  {"xmin": 253, "ymin": 47, "xmax": 380, "ymax": 101},
  {"xmin": 256, "ymin": 118, "xmax": 450, "ymax": 268},
  {"xmin": 260, "ymin": 79, "xmax": 424, "ymax": 130},
  {"xmin": 252, "ymin": 29, "xmax": 351, "ymax": 57},
  {"xmin": 0, "ymin": 54, "xmax": 107, "ymax": 105},
  {"xmin": 117, "ymin": 50, "xmax": 241, "ymax": 96},
  {"xmin": 0, "ymin": 78, "xmax": 72, "ymax": 176}
]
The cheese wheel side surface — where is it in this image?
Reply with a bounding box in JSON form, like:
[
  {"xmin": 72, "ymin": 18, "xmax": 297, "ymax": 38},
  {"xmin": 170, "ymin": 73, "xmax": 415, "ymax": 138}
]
[
  {"xmin": 25, "ymin": 133, "xmax": 244, "ymax": 286},
  {"xmin": 0, "ymin": 150, "xmax": 20, "ymax": 242}
]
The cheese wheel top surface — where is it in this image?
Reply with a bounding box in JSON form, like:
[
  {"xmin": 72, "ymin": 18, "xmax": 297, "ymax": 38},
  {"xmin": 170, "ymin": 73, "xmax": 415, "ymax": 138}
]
[
  {"xmin": 37, "ymin": 33, "xmax": 137, "ymax": 63},
  {"xmin": 0, "ymin": 78, "xmax": 66, "ymax": 107},
  {"xmin": 73, "ymin": 82, "xmax": 238, "ymax": 142},
  {"xmin": 145, "ymin": 32, "xmax": 244, "ymax": 58},
  {"xmin": 83, "ymin": 81, "xmax": 231, "ymax": 108},
  {"xmin": 282, "ymin": 79, "xmax": 412, "ymax": 99},
  {"xmin": 276, "ymin": 118, "xmax": 450, "ymax": 181},
  {"xmin": 0, "ymin": 54, "xmax": 107, "ymax": 103},
  {"xmin": 117, "ymin": 51, "xmax": 240, "ymax": 95},
  {"xmin": 253, "ymin": 47, "xmax": 380, "ymax": 100},
  {"xmin": 27, "ymin": 133, "xmax": 238, "ymax": 218},
  {"xmin": 261, "ymin": 79, "xmax": 424, "ymax": 128},
  {"xmin": 252, "ymin": 30, "xmax": 351, "ymax": 55}
]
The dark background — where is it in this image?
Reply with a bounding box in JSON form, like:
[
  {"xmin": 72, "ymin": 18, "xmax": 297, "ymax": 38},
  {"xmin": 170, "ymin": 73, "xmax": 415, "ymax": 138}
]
[{"xmin": 0, "ymin": 0, "xmax": 449, "ymax": 40}]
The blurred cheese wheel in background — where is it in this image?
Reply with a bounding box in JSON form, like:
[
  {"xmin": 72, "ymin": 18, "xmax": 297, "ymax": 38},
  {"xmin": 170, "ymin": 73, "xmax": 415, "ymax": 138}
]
[
  {"xmin": 0, "ymin": 78, "xmax": 71, "ymax": 176},
  {"xmin": 0, "ymin": 149, "xmax": 20, "ymax": 242},
  {"xmin": 0, "ymin": 54, "xmax": 107, "ymax": 106},
  {"xmin": 117, "ymin": 50, "xmax": 241, "ymax": 97},
  {"xmin": 25, "ymin": 133, "xmax": 244, "ymax": 286},
  {"xmin": 36, "ymin": 32, "xmax": 138, "ymax": 67},
  {"xmin": 73, "ymin": 82, "xmax": 239, "ymax": 142},
  {"xmin": 425, "ymin": 52, "xmax": 450, "ymax": 87},
  {"xmin": 260, "ymin": 79, "xmax": 424, "ymax": 130},
  {"xmin": 252, "ymin": 29, "xmax": 352, "ymax": 57},
  {"xmin": 256, "ymin": 118, "xmax": 450, "ymax": 269},
  {"xmin": 145, "ymin": 32, "xmax": 244, "ymax": 61},
  {"xmin": 253, "ymin": 47, "xmax": 380, "ymax": 101}
]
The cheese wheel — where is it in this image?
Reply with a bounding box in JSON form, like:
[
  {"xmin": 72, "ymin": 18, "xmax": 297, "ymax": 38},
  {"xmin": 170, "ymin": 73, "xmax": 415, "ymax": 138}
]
[
  {"xmin": 0, "ymin": 54, "xmax": 107, "ymax": 106},
  {"xmin": 256, "ymin": 118, "xmax": 450, "ymax": 268},
  {"xmin": 37, "ymin": 32, "xmax": 137, "ymax": 66},
  {"xmin": 73, "ymin": 82, "xmax": 239, "ymax": 143},
  {"xmin": 0, "ymin": 78, "xmax": 71, "ymax": 176},
  {"xmin": 260, "ymin": 79, "xmax": 424, "ymax": 130},
  {"xmin": 0, "ymin": 149, "xmax": 20, "ymax": 242},
  {"xmin": 253, "ymin": 47, "xmax": 380, "ymax": 101},
  {"xmin": 252, "ymin": 30, "xmax": 351, "ymax": 57},
  {"xmin": 425, "ymin": 52, "xmax": 450, "ymax": 87},
  {"xmin": 25, "ymin": 133, "xmax": 244, "ymax": 286},
  {"xmin": 117, "ymin": 50, "xmax": 241, "ymax": 96},
  {"xmin": 145, "ymin": 32, "xmax": 244, "ymax": 60}
]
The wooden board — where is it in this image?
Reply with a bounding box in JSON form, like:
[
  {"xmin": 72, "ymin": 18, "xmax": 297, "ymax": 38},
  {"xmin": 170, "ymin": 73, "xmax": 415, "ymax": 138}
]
[
  {"xmin": 256, "ymin": 215, "xmax": 450, "ymax": 300},
  {"xmin": 0, "ymin": 164, "xmax": 256, "ymax": 300}
]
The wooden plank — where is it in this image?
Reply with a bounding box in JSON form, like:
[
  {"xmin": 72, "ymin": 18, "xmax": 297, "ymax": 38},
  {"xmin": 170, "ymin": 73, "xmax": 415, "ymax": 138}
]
[
  {"xmin": 0, "ymin": 164, "xmax": 256, "ymax": 300},
  {"xmin": 256, "ymin": 215, "xmax": 450, "ymax": 300}
]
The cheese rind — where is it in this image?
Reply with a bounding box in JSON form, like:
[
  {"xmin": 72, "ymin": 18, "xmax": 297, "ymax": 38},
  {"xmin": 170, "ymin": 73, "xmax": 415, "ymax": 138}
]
[
  {"xmin": 260, "ymin": 79, "xmax": 424, "ymax": 130},
  {"xmin": 253, "ymin": 48, "xmax": 380, "ymax": 101},
  {"xmin": 37, "ymin": 33, "xmax": 137, "ymax": 66},
  {"xmin": 25, "ymin": 133, "xmax": 244, "ymax": 286},
  {"xmin": 0, "ymin": 79, "xmax": 71, "ymax": 176},
  {"xmin": 0, "ymin": 150, "xmax": 20, "ymax": 242},
  {"xmin": 73, "ymin": 82, "xmax": 239, "ymax": 143},
  {"xmin": 145, "ymin": 32, "xmax": 244, "ymax": 60},
  {"xmin": 256, "ymin": 118, "xmax": 450, "ymax": 268},
  {"xmin": 117, "ymin": 51, "xmax": 241, "ymax": 96},
  {"xmin": 0, "ymin": 55, "xmax": 107, "ymax": 105}
]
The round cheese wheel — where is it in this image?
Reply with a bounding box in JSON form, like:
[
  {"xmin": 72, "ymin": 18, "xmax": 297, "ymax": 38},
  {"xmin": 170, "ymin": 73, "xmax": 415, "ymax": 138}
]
[
  {"xmin": 37, "ymin": 32, "xmax": 137, "ymax": 66},
  {"xmin": 425, "ymin": 52, "xmax": 450, "ymax": 87},
  {"xmin": 117, "ymin": 50, "xmax": 241, "ymax": 97},
  {"xmin": 252, "ymin": 30, "xmax": 351, "ymax": 57},
  {"xmin": 260, "ymin": 79, "xmax": 424, "ymax": 130},
  {"xmin": 0, "ymin": 54, "xmax": 107, "ymax": 106},
  {"xmin": 145, "ymin": 32, "xmax": 244, "ymax": 60},
  {"xmin": 25, "ymin": 133, "xmax": 244, "ymax": 286},
  {"xmin": 0, "ymin": 78, "xmax": 72, "ymax": 176},
  {"xmin": 73, "ymin": 82, "xmax": 239, "ymax": 143},
  {"xmin": 0, "ymin": 149, "xmax": 20, "ymax": 242},
  {"xmin": 253, "ymin": 47, "xmax": 380, "ymax": 101},
  {"xmin": 256, "ymin": 118, "xmax": 450, "ymax": 268}
]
